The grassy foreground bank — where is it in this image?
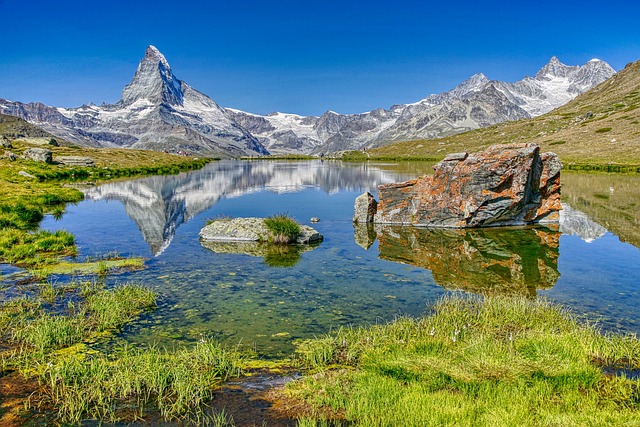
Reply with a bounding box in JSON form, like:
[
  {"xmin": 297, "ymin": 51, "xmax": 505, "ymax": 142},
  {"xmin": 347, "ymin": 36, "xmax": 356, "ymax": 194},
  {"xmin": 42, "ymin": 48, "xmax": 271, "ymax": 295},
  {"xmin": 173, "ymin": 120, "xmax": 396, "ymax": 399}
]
[
  {"xmin": 289, "ymin": 295, "xmax": 640, "ymax": 426},
  {"xmin": 0, "ymin": 280, "xmax": 243, "ymax": 425}
]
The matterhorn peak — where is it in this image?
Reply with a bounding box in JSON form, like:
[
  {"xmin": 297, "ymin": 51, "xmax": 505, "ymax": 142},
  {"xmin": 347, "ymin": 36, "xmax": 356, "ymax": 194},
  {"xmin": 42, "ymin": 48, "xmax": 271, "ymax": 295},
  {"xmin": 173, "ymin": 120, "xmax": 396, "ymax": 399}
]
[
  {"xmin": 144, "ymin": 45, "xmax": 170, "ymax": 68},
  {"xmin": 120, "ymin": 45, "xmax": 184, "ymax": 107}
]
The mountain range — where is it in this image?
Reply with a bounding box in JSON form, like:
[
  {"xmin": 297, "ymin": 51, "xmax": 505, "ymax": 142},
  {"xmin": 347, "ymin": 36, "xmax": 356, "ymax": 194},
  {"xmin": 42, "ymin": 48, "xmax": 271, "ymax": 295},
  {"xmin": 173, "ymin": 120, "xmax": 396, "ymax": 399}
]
[
  {"xmin": 370, "ymin": 58, "xmax": 640, "ymax": 165},
  {"xmin": 0, "ymin": 46, "xmax": 615, "ymax": 157}
]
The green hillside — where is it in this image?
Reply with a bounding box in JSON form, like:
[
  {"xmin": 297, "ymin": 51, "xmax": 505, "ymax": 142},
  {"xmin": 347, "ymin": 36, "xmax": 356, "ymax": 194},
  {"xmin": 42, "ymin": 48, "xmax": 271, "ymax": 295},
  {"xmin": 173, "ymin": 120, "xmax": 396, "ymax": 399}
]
[{"xmin": 370, "ymin": 60, "xmax": 640, "ymax": 168}]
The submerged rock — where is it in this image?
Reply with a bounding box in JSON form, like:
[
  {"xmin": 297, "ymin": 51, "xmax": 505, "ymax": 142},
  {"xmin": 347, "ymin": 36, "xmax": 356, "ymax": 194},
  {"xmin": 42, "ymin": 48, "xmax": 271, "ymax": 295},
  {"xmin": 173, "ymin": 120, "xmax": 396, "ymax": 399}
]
[
  {"xmin": 359, "ymin": 143, "xmax": 562, "ymax": 228},
  {"xmin": 199, "ymin": 217, "xmax": 323, "ymax": 244}
]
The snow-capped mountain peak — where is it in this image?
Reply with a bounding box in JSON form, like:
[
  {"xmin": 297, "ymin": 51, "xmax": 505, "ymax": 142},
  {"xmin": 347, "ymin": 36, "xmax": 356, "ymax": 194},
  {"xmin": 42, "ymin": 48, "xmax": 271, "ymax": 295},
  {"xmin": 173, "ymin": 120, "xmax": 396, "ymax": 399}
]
[
  {"xmin": 228, "ymin": 56, "xmax": 615, "ymax": 154},
  {"xmin": 535, "ymin": 56, "xmax": 579, "ymax": 80},
  {"xmin": 120, "ymin": 45, "xmax": 184, "ymax": 107},
  {"xmin": 0, "ymin": 46, "xmax": 268, "ymax": 157},
  {"xmin": 449, "ymin": 72, "xmax": 490, "ymax": 98},
  {"xmin": 145, "ymin": 45, "xmax": 170, "ymax": 67}
]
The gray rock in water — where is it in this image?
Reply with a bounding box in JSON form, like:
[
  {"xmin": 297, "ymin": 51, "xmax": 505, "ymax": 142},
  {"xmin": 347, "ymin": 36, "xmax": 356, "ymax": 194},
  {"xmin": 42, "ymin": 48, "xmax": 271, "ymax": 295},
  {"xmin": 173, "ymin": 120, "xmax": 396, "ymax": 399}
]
[
  {"xmin": 24, "ymin": 147, "xmax": 53, "ymax": 163},
  {"xmin": 353, "ymin": 192, "xmax": 378, "ymax": 223},
  {"xmin": 199, "ymin": 217, "xmax": 323, "ymax": 244},
  {"xmin": 56, "ymin": 156, "xmax": 95, "ymax": 167}
]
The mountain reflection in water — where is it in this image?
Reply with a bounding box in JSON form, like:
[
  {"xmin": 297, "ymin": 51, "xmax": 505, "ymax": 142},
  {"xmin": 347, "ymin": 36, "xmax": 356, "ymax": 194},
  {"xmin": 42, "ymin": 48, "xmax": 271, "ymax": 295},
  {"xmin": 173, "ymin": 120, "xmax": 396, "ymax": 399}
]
[
  {"xmin": 83, "ymin": 160, "xmax": 401, "ymax": 255},
  {"xmin": 359, "ymin": 225, "xmax": 561, "ymax": 297}
]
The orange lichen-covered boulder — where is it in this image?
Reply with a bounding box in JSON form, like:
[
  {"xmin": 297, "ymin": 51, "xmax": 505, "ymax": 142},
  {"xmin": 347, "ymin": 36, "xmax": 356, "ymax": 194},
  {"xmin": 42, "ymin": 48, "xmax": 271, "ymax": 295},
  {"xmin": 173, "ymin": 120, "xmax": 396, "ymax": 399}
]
[{"xmin": 368, "ymin": 143, "xmax": 561, "ymax": 227}]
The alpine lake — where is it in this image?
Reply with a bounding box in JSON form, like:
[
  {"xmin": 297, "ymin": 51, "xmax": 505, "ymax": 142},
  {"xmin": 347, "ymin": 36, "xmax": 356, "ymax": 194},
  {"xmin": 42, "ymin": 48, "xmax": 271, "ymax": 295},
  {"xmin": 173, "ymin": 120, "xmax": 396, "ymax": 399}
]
[{"xmin": 3, "ymin": 160, "xmax": 639, "ymax": 358}]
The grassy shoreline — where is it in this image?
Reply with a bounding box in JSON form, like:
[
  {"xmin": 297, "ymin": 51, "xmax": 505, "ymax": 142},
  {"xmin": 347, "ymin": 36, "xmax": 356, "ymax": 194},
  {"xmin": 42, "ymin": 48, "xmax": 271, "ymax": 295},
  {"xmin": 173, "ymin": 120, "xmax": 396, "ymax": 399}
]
[
  {"xmin": 289, "ymin": 295, "xmax": 640, "ymax": 426},
  {"xmin": 0, "ymin": 144, "xmax": 239, "ymax": 425}
]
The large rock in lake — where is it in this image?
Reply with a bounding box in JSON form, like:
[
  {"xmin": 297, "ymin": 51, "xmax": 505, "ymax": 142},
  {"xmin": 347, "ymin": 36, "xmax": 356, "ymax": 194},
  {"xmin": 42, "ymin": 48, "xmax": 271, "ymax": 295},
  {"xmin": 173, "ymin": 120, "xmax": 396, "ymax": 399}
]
[
  {"xmin": 367, "ymin": 143, "xmax": 561, "ymax": 228},
  {"xmin": 199, "ymin": 217, "xmax": 323, "ymax": 244},
  {"xmin": 199, "ymin": 217, "xmax": 323, "ymax": 267}
]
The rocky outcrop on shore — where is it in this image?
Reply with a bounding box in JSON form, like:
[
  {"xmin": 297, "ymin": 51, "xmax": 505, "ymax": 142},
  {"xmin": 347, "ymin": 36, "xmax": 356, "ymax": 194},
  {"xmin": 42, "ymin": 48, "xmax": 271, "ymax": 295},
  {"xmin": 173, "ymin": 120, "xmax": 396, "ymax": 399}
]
[
  {"xmin": 24, "ymin": 147, "xmax": 53, "ymax": 163},
  {"xmin": 55, "ymin": 156, "xmax": 95, "ymax": 167},
  {"xmin": 355, "ymin": 143, "xmax": 562, "ymax": 228}
]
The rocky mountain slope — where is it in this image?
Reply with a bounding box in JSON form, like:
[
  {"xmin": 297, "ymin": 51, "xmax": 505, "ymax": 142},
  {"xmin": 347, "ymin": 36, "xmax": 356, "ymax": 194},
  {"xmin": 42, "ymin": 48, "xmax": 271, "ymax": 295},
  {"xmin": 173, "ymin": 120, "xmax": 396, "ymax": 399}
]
[
  {"xmin": 0, "ymin": 113, "xmax": 59, "ymax": 140},
  {"xmin": 370, "ymin": 59, "xmax": 640, "ymax": 166},
  {"xmin": 228, "ymin": 56, "xmax": 615, "ymax": 154},
  {"xmin": 0, "ymin": 47, "xmax": 615, "ymax": 157},
  {"xmin": 0, "ymin": 46, "xmax": 268, "ymax": 157}
]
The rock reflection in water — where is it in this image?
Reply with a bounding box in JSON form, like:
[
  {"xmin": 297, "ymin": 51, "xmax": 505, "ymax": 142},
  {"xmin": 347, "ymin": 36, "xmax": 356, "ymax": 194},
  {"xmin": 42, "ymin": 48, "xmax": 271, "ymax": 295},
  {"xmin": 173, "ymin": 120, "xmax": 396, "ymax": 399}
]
[
  {"xmin": 201, "ymin": 240, "xmax": 319, "ymax": 268},
  {"xmin": 369, "ymin": 225, "xmax": 560, "ymax": 297}
]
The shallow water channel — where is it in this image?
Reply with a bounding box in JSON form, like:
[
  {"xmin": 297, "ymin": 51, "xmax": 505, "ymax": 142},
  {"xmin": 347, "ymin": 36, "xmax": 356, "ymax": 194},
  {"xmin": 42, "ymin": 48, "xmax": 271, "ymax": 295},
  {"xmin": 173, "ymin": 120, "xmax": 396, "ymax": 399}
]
[{"xmin": 15, "ymin": 160, "xmax": 640, "ymax": 357}]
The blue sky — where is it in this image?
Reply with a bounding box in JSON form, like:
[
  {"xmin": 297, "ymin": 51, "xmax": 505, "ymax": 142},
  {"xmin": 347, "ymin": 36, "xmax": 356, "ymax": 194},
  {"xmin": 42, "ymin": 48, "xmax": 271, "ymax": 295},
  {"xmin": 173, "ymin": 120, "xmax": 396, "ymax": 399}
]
[{"xmin": 1, "ymin": 0, "xmax": 638, "ymax": 116}]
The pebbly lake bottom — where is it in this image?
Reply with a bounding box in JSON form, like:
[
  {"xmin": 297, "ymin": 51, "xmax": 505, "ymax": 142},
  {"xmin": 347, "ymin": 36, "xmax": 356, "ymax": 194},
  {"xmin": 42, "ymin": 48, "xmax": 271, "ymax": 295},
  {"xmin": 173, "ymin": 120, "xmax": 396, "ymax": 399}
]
[{"xmin": 5, "ymin": 160, "xmax": 639, "ymax": 358}]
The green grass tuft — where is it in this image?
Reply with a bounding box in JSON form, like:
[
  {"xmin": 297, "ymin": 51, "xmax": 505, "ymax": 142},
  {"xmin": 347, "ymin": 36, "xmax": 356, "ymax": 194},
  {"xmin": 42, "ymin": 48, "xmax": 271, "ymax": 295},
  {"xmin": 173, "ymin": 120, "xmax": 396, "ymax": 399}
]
[
  {"xmin": 0, "ymin": 228, "xmax": 76, "ymax": 267},
  {"xmin": 264, "ymin": 214, "xmax": 301, "ymax": 244},
  {"xmin": 596, "ymin": 127, "xmax": 613, "ymax": 133},
  {"xmin": 38, "ymin": 341, "xmax": 243, "ymax": 424}
]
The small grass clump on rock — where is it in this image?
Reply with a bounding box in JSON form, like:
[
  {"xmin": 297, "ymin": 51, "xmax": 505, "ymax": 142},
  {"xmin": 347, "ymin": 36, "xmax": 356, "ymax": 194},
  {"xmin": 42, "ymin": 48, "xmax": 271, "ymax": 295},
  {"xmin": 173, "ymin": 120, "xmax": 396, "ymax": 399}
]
[{"xmin": 264, "ymin": 214, "xmax": 301, "ymax": 244}]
